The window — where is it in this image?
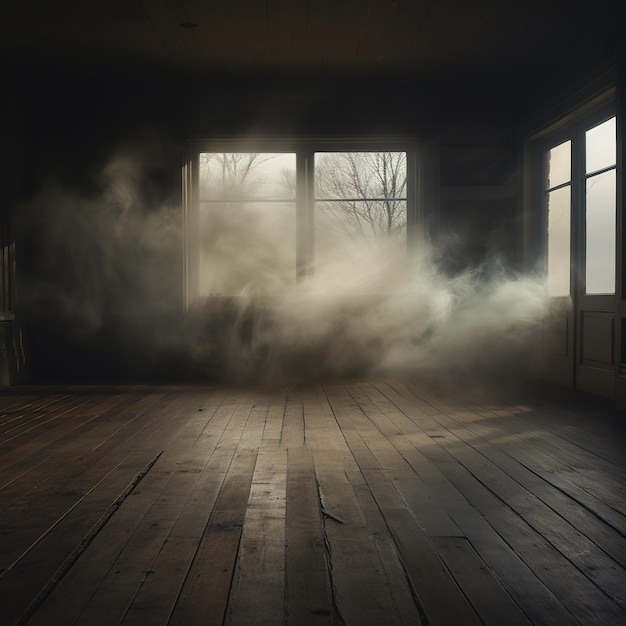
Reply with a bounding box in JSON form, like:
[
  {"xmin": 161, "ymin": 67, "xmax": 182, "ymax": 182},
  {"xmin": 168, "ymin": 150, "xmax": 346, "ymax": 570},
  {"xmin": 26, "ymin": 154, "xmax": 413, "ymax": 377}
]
[
  {"xmin": 542, "ymin": 114, "xmax": 617, "ymax": 297},
  {"xmin": 198, "ymin": 152, "xmax": 297, "ymax": 297},
  {"xmin": 584, "ymin": 117, "xmax": 616, "ymax": 294},
  {"xmin": 546, "ymin": 140, "xmax": 572, "ymax": 297},
  {"xmin": 183, "ymin": 142, "xmax": 416, "ymax": 306},
  {"xmin": 314, "ymin": 152, "xmax": 407, "ymax": 269}
]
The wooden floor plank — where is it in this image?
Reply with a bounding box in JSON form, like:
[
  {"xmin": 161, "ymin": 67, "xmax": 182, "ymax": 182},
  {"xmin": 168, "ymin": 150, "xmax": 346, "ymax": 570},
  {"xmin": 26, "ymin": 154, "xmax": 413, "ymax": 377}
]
[
  {"xmin": 0, "ymin": 394, "xmax": 101, "ymax": 470},
  {"xmin": 308, "ymin": 386, "xmax": 423, "ymax": 625},
  {"xmin": 362, "ymin": 466, "xmax": 482, "ymax": 625},
  {"xmin": 1, "ymin": 391, "xmax": 210, "ymax": 625},
  {"xmin": 225, "ymin": 448, "xmax": 287, "ymax": 626},
  {"xmin": 342, "ymin": 382, "xmax": 465, "ymax": 537},
  {"xmin": 168, "ymin": 447, "xmax": 259, "ymax": 626},
  {"xmin": 353, "ymin": 381, "xmax": 578, "ymax": 625},
  {"xmin": 1, "ymin": 380, "xmax": 626, "ymax": 625},
  {"xmin": 72, "ymin": 391, "xmax": 228, "ymax": 625},
  {"xmin": 0, "ymin": 392, "xmax": 149, "ymax": 493},
  {"xmin": 284, "ymin": 446, "xmax": 335, "ymax": 625},
  {"xmin": 323, "ymin": 383, "xmax": 481, "ymax": 625},
  {"xmin": 280, "ymin": 392, "xmax": 305, "ymax": 449},
  {"xmin": 394, "ymin": 380, "xmax": 626, "ymax": 611},
  {"xmin": 377, "ymin": 380, "xmax": 626, "ymax": 624},
  {"xmin": 439, "ymin": 394, "xmax": 626, "ymax": 537},
  {"xmin": 0, "ymin": 392, "xmax": 176, "ymax": 572}
]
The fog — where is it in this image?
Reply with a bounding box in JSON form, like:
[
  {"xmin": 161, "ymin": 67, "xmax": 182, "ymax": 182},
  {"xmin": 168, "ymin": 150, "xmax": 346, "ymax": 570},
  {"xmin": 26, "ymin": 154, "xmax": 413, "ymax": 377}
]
[
  {"xmin": 15, "ymin": 147, "xmax": 550, "ymax": 389},
  {"xmin": 222, "ymin": 239, "xmax": 549, "ymax": 389}
]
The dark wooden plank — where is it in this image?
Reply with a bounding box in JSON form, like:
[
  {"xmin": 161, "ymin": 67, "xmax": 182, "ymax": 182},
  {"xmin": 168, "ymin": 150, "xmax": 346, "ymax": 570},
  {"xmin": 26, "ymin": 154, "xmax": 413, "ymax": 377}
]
[
  {"xmin": 0, "ymin": 390, "xmax": 208, "ymax": 625},
  {"xmin": 284, "ymin": 447, "xmax": 335, "ymax": 625},
  {"xmin": 501, "ymin": 395, "xmax": 626, "ymax": 473},
  {"xmin": 374, "ymin": 380, "xmax": 626, "ymax": 624},
  {"xmin": 0, "ymin": 449, "xmax": 164, "ymax": 626},
  {"xmin": 112, "ymin": 445, "xmax": 238, "ymax": 626},
  {"xmin": 356, "ymin": 381, "xmax": 579, "ymax": 625},
  {"xmin": 3, "ymin": 380, "xmax": 626, "ymax": 626},
  {"xmin": 394, "ymin": 380, "xmax": 626, "ymax": 609},
  {"xmin": 261, "ymin": 391, "xmax": 286, "ymax": 446},
  {"xmin": 56, "ymin": 389, "xmax": 246, "ymax": 625},
  {"xmin": 409, "ymin": 378, "xmax": 626, "ymax": 487},
  {"xmin": 432, "ymin": 536, "xmax": 532, "ymax": 626},
  {"xmin": 427, "ymin": 394, "xmax": 626, "ymax": 570},
  {"xmin": 336, "ymin": 382, "xmax": 464, "ymax": 537},
  {"xmin": 0, "ymin": 391, "xmax": 147, "ymax": 490},
  {"xmin": 280, "ymin": 392, "xmax": 305, "ymax": 449},
  {"xmin": 168, "ymin": 447, "xmax": 259, "ymax": 626},
  {"xmin": 322, "ymin": 382, "xmax": 480, "ymax": 625},
  {"xmin": 70, "ymin": 391, "xmax": 230, "ymax": 625},
  {"xmin": 348, "ymin": 481, "xmax": 426, "ymax": 625},
  {"xmin": 307, "ymin": 385, "xmax": 423, "ymax": 625},
  {"xmin": 225, "ymin": 448, "xmax": 287, "ymax": 626},
  {"xmin": 0, "ymin": 392, "xmax": 174, "ymax": 569},
  {"xmin": 488, "ymin": 505, "xmax": 626, "ymax": 625},
  {"xmin": 0, "ymin": 396, "xmax": 72, "ymax": 434},
  {"xmin": 27, "ymin": 454, "xmax": 192, "ymax": 626},
  {"xmin": 440, "ymin": 391, "xmax": 626, "ymax": 534},
  {"xmin": 362, "ymin": 467, "xmax": 481, "ymax": 626},
  {"xmin": 0, "ymin": 392, "xmax": 73, "ymax": 432}
]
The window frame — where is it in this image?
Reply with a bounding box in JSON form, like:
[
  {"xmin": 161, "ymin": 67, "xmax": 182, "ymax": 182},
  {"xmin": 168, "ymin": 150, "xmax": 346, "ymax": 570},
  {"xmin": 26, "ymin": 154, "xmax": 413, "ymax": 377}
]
[
  {"xmin": 183, "ymin": 138, "xmax": 421, "ymax": 309},
  {"xmin": 526, "ymin": 102, "xmax": 617, "ymax": 297}
]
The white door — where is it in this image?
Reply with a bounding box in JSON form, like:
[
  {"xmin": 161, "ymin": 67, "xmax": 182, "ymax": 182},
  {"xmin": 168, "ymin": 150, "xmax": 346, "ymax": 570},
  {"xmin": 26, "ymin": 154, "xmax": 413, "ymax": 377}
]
[{"xmin": 542, "ymin": 113, "xmax": 617, "ymax": 398}]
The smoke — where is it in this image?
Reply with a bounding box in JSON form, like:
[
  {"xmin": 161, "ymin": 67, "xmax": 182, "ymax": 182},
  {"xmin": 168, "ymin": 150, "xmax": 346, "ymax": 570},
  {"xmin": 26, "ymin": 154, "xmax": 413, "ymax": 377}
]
[
  {"xmin": 15, "ymin": 147, "xmax": 551, "ymax": 388},
  {"xmin": 220, "ymin": 241, "xmax": 549, "ymax": 389},
  {"xmin": 17, "ymin": 148, "xmax": 181, "ymax": 333}
]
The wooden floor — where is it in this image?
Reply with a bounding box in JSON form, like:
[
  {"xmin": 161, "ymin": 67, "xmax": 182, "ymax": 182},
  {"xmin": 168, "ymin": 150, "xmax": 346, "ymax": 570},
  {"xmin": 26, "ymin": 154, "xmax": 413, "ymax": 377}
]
[{"xmin": 1, "ymin": 379, "xmax": 625, "ymax": 625}]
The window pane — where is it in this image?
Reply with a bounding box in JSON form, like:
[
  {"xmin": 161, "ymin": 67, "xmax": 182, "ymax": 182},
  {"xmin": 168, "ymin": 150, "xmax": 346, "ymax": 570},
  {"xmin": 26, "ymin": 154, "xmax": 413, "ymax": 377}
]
[
  {"xmin": 197, "ymin": 152, "xmax": 296, "ymax": 297},
  {"xmin": 546, "ymin": 140, "xmax": 571, "ymax": 189},
  {"xmin": 315, "ymin": 199, "xmax": 407, "ymax": 257},
  {"xmin": 199, "ymin": 153, "xmax": 296, "ymax": 200},
  {"xmin": 315, "ymin": 152, "xmax": 407, "ymax": 200},
  {"xmin": 586, "ymin": 117, "xmax": 616, "ymax": 174},
  {"xmin": 313, "ymin": 151, "xmax": 407, "ymax": 276},
  {"xmin": 547, "ymin": 186, "xmax": 571, "ymax": 297},
  {"xmin": 198, "ymin": 200, "xmax": 296, "ymax": 296},
  {"xmin": 585, "ymin": 169, "xmax": 616, "ymax": 294}
]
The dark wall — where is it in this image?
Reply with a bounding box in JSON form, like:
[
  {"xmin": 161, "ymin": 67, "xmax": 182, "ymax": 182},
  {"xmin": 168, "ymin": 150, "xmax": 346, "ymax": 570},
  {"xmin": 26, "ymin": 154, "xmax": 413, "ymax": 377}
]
[{"xmin": 7, "ymin": 60, "xmax": 522, "ymax": 383}]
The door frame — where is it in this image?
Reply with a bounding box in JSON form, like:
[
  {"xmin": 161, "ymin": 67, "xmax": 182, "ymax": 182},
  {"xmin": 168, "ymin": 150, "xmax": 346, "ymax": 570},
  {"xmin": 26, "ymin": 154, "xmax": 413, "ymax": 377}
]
[{"xmin": 524, "ymin": 90, "xmax": 620, "ymax": 398}]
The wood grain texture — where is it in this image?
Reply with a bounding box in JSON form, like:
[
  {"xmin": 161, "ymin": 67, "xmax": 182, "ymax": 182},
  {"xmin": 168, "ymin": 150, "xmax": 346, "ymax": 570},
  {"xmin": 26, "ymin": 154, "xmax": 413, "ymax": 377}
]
[{"xmin": 0, "ymin": 380, "xmax": 625, "ymax": 625}]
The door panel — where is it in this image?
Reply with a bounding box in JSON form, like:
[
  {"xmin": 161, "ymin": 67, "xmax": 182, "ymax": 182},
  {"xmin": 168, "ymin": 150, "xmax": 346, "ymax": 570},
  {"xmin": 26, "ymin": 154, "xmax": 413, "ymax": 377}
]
[
  {"xmin": 542, "ymin": 298, "xmax": 574, "ymax": 387},
  {"xmin": 580, "ymin": 311, "xmax": 614, "ymax": 365},
  {"xmin": 575, "ymin": 116, "xmax": 617, "ymax": 398},
  {"xmin": 539, "ymin": 112, "xmax": 618, "ymax": 398}
]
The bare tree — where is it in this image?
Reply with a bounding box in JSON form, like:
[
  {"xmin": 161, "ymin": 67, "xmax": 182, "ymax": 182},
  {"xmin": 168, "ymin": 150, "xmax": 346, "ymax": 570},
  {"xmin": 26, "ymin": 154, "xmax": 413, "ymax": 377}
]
[
  {"xmin": 315, "ymin": 151, "xmax": 407, "ymax": 241},
  {"xmin": 199, "ymin": 153, "xmax": 277, "ymax": 200},
  {"xmin": 197, "ymin": 152, "xmax": 296, "ymax": 296}
]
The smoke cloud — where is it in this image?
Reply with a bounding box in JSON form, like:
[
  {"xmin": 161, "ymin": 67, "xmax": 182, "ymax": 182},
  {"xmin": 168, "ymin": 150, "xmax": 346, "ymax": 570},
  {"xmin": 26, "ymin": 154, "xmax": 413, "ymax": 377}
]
[
  {"xmin": 220, "ymin": 241, "xmax": 549, "ymax": 389},
  {"xmin": 15, "ymin": 146, "xmax": 550, "ymax": 389}
]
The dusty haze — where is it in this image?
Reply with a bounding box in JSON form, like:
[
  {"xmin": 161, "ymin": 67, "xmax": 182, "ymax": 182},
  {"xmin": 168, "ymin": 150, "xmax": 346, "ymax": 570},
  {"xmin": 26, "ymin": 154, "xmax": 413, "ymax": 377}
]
[{"xmin": 16, "ymin": 147, "xmax": 550, "ymax": 388}]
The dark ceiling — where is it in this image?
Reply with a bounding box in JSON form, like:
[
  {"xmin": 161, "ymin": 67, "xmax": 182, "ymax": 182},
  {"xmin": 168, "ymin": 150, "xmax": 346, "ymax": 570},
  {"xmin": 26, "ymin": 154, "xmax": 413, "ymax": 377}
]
[{"xmin": 1, "ymin": 0, "xmax": 621, "ymax": 80}]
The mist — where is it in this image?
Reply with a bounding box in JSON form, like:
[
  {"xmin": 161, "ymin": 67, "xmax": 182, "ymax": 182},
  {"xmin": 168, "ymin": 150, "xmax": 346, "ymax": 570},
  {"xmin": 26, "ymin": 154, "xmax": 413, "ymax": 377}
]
[
  {"xmin": 15, "ymin": 147, "xmax": 550, "ymax": 389},
  {"xmin": 221, "ymin": 240, "xmax": 549, "ymax": 389}
]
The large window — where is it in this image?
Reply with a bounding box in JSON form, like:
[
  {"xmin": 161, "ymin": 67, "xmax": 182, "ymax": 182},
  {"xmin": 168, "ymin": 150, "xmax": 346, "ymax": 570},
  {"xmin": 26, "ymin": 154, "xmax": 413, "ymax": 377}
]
[
  {"xmin": 584, "ymin": 116, "xmax": 616, "ymax": 294},
  {"xmin": 546, "ymin": 140, "xmax": 572, "ymax": 297},
  {"xmin": 198, "ymin": 152, "xmax": 297, "ymax": 297},
  {"xmin": 183, "ymin": 143, "xmax": 416, "ymax": 306},
  {"xmin": 314, "ymin": 152, "xmax": 407, "ymax": 268},
  {"xmin": 543, "ymin": 114, "xmax": 617, "ymax": 297}
]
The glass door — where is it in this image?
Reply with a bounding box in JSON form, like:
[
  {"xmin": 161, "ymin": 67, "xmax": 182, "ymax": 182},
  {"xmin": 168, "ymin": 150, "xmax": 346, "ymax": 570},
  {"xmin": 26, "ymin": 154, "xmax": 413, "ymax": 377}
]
[
  {"xmin": 576, "ymin": 116, "xmax": 617, "ymax": 397},
  {"xmin": 541, "ymin": 113, "xmax": 617, "ymax": 397}
]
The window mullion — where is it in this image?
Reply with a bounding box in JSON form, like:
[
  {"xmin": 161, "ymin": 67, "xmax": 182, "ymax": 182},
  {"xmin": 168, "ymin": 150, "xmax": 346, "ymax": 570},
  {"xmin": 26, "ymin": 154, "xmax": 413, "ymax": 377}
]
[
  {"xmin": 573, "ymin": 126, "xmax": 587, "ymax": 296},
  {"xmin": 297, "ymin": 148, "xmax": 314, "ymax": 279}
]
